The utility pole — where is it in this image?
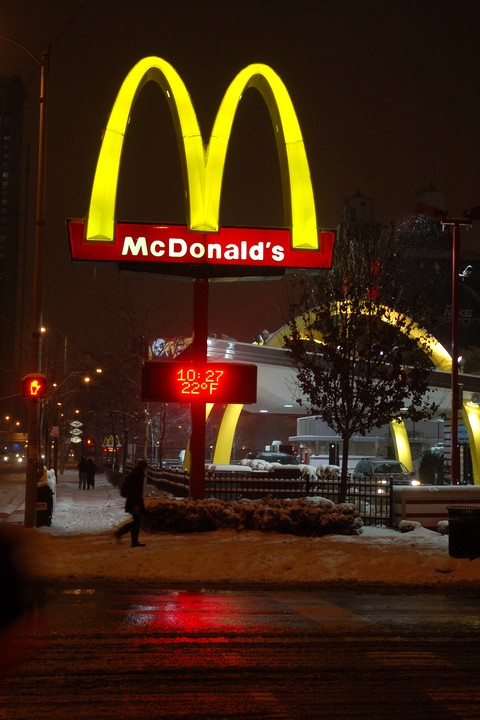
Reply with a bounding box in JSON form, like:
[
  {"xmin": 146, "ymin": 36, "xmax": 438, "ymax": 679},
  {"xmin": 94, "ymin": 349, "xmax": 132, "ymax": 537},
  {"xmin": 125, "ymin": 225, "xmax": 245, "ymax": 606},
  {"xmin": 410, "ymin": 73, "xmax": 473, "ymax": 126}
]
[
  {"xmin": 442, "ymin": 217, "xmax": 471, "ymax": 485},
  {"xmin": 0, "ymin": 36, "xmax": 49, "ymax": 526}
]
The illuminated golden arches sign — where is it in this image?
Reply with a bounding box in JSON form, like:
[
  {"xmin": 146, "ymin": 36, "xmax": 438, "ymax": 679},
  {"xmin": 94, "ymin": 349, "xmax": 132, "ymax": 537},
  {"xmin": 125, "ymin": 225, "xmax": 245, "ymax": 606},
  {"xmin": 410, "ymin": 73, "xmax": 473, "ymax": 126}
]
[{"xmin": 69, "ymin": 57, "xmax": 334, "ymax": 273}]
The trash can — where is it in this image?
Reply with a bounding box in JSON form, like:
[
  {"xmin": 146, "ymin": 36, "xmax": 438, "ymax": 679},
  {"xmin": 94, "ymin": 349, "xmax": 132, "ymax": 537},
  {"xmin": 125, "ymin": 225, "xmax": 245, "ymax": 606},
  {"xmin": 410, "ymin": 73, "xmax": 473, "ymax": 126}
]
[
  {"xmin": 447, "ymin": 506, "xmax": 480, "ymax": 559},
  {"xmin": 36, "ymin": 484, "xmax": 53, "ymax": 527}
]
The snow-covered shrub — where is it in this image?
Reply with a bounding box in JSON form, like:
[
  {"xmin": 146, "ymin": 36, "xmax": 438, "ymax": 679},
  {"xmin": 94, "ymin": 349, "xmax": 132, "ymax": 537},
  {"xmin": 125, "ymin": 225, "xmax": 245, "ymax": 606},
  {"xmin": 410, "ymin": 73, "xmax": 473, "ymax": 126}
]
[
  {"xmin": 305, "ymin": 496, "xmax": 335, "ymax": 508},
  {"xmin": 239, "ymin": 458, "xmax": 273, "ymax": 471},
  {"xmin": 144, "ymin": 483, "xmax": 174, "ymax": 499},
  {"xmin": 316, "ymin": 464, "xmax": 341, "ymax": 480},
  {"xmin": 436, "ymin": 520, "xmax": 449, "ymax": 535},
  {"xmin": 252, "ymin": 460, "xmax": 272, "ymax": 471},
  {"xmin": 142, "ymin": 496, "xmax": 362, "ymax": 536},
  {"xmin": 399, "ymin": 519, "xmax": 421, "ymax": 533},
  {"xmin": 299, "ymin": 464, "xmax": 318, "ymax": 480}
]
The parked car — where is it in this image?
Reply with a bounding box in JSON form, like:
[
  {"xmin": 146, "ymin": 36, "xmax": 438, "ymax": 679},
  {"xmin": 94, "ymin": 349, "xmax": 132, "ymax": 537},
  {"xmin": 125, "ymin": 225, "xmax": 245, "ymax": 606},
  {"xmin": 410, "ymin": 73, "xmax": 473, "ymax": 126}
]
[
  {"xmin": 352, "ymin": 457, "xmax": 421, "ymax": 486},
  {"xmin": 244, "ymin": 451, "xmax": 299, "ymax": 466}
]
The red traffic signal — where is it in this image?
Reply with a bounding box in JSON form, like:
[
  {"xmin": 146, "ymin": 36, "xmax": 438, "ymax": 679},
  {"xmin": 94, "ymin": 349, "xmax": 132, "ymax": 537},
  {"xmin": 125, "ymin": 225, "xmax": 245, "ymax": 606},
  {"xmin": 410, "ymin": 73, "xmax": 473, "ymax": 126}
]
[{"xmin": 22, "ymin": 373, "xmax": 47, "ymax": 399}]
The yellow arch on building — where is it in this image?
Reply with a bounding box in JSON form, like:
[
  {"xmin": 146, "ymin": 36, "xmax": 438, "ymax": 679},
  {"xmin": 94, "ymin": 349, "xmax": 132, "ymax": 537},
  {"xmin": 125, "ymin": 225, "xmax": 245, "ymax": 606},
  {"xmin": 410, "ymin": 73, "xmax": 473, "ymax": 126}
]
[
  {"xmin": 86, "ymin": 56, "xmax": 319, "ymax": 251},
  {"xmin": 266, "ymin": 311, "xmax": 453, "ymax": 475},
  {"xmin": 214, "ymin": 309, "xmax": 480, "ymax": 484},
  {"xmin": 464, "ymin": 402, "xmax": 480, "ymax": 485},
  {"xmin": 266, "ymin": 307, "xmax": 452, "ymax": 371},
  {"xmin": 212, "ymin": 404, "xmax": 244, "ymax": 465}
]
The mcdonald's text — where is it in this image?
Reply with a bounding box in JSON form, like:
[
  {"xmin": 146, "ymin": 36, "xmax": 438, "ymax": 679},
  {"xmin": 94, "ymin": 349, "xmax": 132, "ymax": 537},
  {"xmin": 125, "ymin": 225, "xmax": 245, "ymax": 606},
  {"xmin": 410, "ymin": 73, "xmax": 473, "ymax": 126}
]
[{"xmin": 123, "ymin": 235, "xmax": 285, "ymax": 263}]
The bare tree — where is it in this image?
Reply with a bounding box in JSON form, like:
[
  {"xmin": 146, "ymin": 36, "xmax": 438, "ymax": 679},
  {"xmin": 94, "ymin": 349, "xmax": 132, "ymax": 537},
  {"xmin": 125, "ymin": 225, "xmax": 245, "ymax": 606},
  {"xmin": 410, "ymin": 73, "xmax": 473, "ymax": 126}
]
[{"xmin": 285, "ymin": 222, "xmax": 438, "ymax": 501}]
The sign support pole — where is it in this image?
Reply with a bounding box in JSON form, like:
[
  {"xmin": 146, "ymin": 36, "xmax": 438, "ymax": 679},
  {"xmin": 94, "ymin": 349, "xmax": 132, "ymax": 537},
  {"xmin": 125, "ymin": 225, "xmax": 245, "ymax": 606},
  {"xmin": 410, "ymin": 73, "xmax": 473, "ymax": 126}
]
[
  {"xmin": 442, "ymin": 217, "xmax": 471, "ymax": 485},
  {"xmin": 190, "ymin": 277, "xmax": 209, "ymax": 499}
]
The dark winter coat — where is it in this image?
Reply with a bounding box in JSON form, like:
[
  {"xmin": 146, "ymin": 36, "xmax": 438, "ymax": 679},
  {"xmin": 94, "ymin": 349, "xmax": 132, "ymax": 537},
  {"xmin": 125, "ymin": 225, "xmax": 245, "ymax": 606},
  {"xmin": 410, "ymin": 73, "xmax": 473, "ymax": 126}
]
[
  {"xmin": 86, "ymin": 459, "xmax": 96, "ymax": 482},
  {"xmin": 77, "ymin": 458, "xmax": 88, "ymax": 473},
  {"xmin": 123, "ymin": 462, "xmax": 146, "ymax": 515}
]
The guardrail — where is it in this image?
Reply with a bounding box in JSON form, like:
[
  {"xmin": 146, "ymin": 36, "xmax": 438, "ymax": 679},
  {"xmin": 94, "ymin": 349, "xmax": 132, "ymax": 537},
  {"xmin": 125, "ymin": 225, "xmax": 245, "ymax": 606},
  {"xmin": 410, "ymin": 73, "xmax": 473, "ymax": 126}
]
[{"xmin": 146, "ymin": 467, "xmax": 393, "ymax": 527}]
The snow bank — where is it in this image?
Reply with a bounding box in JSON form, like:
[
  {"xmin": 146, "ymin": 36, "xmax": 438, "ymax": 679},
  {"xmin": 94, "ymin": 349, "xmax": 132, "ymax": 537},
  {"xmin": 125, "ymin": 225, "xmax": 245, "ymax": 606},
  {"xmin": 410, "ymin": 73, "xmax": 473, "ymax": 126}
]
[{"xmin": 20, "ymin": 522, "xmax": 480, "ymax": 587}]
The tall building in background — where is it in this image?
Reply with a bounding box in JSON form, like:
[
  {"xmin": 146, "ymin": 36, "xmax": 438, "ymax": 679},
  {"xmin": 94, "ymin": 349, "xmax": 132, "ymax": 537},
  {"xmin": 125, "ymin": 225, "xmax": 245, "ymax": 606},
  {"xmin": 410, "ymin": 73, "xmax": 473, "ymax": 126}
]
[{"xmin": 0, "ymin": 76, "xmax": 25, "ymax": 407}]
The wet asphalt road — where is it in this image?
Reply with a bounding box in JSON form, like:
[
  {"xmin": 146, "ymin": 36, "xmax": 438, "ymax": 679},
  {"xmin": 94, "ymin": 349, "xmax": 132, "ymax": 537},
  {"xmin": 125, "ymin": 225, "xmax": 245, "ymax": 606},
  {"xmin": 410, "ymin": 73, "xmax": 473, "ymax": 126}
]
[{"xmin": 2, "ymin": 586, "xmax": 480, "ymax": 719}]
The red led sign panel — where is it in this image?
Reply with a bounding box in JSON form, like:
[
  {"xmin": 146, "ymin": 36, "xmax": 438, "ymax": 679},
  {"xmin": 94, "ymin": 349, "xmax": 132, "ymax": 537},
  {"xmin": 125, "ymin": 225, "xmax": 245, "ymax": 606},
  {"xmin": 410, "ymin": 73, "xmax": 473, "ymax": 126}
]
[
  {"xmin": 141, "ymin": 361, "xmax": 257, "ymax": 404},
  {"xmin": 68, "ymin": 221, "xmax": 335, "ymax": 272}
]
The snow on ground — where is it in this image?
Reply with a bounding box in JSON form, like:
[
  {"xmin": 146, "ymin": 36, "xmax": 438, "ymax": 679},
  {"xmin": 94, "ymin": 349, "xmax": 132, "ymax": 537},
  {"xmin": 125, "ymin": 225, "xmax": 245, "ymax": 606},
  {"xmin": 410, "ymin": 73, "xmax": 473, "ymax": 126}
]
[{"xmin": 5, "ymin": 470, "xmax": 480, "ymax": 587}]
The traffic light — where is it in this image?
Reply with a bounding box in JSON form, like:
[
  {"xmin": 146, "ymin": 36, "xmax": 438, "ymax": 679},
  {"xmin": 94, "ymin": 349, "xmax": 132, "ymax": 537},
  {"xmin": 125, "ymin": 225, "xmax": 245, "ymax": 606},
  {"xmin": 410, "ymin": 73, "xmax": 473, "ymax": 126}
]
[{"xmin": 22, "ymin": 373, "xmax": 47, "ymax": 399}]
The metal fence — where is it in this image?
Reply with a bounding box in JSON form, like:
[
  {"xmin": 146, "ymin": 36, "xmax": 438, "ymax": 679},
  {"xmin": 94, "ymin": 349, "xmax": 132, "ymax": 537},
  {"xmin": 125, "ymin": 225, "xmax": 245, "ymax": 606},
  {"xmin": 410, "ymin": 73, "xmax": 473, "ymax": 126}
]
[{"xmin": 146, "ymin": 467, "xmax": 393, "ymax": 527}]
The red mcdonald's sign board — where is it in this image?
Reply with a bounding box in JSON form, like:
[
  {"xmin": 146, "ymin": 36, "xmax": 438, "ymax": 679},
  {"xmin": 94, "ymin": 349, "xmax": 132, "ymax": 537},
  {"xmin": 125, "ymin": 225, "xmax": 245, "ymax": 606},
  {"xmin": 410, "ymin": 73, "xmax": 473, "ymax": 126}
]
[{"xmin": 68, "ymin": 221, "xmax": 335, "ymax": 276}]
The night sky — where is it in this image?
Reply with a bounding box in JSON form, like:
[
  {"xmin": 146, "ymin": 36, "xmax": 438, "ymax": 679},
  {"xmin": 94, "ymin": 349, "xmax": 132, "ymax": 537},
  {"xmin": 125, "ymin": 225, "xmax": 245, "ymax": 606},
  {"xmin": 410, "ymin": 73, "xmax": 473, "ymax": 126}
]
[{"xmin": 2, "ymin": 0, "xmax": 480, "ymax": 354}]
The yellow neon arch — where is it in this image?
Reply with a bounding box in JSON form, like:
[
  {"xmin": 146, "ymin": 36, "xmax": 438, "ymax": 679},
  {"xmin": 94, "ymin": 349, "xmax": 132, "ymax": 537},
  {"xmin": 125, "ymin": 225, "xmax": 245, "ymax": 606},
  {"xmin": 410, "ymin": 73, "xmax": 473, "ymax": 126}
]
[
  {"xmin": 463, "ymin": 402, "xmax": 480, "ymax": 484},
  {"xmin": 265, "ymin": 311, "xmax": 480, "ymax": 483},
  {"xmin": 86, "ymin": 57, "xmax": 318, "ymax": 251},
  {"xmin": 213, "ymin": 306, "xmax": 450, "ymax": 471},
  {"xmin": 266, "ymin": 306, "xmax": 452, "ymax": 372},
  {"xmin": 182, "ymin": 309, "xmax": 479, "ymax": 484},
  {"xmin": 212, "ymin": 404, "xmax": 244, "ymax": 465}
]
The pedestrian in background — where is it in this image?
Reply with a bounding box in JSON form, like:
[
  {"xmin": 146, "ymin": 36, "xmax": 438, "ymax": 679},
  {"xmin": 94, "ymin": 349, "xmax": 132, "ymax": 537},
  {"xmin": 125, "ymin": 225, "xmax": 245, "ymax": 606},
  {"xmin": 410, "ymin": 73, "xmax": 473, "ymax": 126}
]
[
  {"xmin": 77, "ymin": 457, "xmax": 88, "ymax": 490},
  {"xmin": 86, "ymin": 457, "xmax": 97, "ymax": 490},
  {"xmin": 114, "ymin": 460, "xmax": 147, "ymax": 547}
]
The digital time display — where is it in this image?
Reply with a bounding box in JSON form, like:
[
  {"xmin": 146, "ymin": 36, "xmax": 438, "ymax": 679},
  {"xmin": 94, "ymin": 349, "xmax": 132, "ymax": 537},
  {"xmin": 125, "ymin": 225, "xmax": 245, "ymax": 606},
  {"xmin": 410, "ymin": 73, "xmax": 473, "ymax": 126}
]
[
  {"xmin": 141, "ymin": 361, "xmax": 257, "ymax": 404},
  {"xmin": 176, "ymin": 367, "xmax": 224, "ymax": 396}
]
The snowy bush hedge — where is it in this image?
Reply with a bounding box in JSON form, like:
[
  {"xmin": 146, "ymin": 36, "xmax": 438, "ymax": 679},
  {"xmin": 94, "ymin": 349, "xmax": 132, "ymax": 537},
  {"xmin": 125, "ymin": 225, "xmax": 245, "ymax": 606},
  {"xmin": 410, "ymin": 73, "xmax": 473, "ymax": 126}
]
[{"xmin": 142, "ymin": 497, "xmax": 362, "ymax": 536}]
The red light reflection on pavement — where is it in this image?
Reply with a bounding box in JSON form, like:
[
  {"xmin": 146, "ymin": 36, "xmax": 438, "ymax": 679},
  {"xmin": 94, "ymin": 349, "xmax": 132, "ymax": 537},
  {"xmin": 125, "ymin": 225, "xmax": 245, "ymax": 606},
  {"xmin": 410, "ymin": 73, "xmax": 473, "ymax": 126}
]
[{"xmin": 123, "ymin": 591, "xmax": 250, "ymax": 636}]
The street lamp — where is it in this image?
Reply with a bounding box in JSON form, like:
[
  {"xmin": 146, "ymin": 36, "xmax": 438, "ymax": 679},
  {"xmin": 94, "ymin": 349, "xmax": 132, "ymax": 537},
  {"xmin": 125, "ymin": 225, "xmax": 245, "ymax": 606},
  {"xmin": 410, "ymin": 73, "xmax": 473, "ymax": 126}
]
[
  {"xmin": 52, "ymin": 368, "xmax": 105, "ymax": 473},
  {"xmin": 442, "ymin": 217, "xmax": 472, "ymax": 485},
  {"xmin": 0, "ymin": 35, "xmax": 49, "ymax": 526}
]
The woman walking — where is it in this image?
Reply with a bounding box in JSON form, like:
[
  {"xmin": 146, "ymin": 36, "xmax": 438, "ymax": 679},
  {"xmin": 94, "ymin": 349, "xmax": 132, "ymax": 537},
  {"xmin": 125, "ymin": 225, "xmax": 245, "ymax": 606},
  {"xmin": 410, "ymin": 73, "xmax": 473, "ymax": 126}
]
[{"xmin": 114, "ymin": 460, "xmax": 147, "ymax": 548}]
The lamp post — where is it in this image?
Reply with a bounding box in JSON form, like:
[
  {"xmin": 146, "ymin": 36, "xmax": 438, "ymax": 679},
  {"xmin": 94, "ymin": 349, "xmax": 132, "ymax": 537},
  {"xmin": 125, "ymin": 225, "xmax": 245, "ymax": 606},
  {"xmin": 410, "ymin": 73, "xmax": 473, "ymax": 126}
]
[
  {"xmin": 0, "ymin": 35, "xmax": 49, "ymax": 526},
  {"xmin": 442, "ymin": 217, "xmax": 471, "ymax": 485}
]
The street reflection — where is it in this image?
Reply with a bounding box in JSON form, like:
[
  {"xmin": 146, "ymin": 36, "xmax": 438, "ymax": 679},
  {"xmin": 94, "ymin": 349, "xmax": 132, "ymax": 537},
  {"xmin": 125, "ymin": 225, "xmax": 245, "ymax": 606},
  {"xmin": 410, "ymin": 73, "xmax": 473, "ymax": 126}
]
[{"xmin": 124, "ymin": 591, "xmax": 243, "ymax": 634}]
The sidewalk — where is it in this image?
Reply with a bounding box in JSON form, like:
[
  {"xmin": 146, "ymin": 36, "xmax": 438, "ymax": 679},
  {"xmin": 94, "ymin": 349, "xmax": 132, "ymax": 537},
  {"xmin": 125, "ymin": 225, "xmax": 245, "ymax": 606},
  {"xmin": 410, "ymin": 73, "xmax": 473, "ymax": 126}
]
[
  {"xmin": 0, "ymin": 468, "xmax": 126, "ymax": 534},
  {"xmin": 0, "ymin": 470, "xmax": 26, "ymax": 524}
]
